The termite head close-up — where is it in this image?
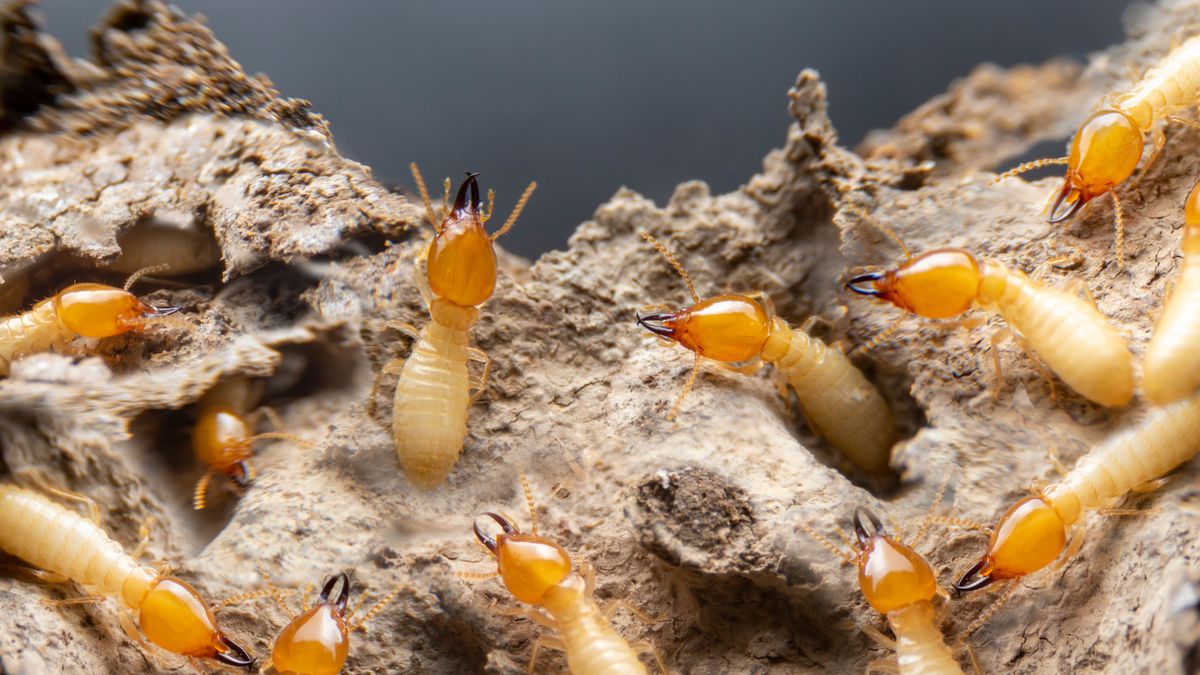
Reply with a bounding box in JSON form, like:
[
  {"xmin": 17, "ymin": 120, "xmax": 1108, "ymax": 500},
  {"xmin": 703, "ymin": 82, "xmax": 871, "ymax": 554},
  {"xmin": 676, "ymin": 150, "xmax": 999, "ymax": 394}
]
[
  {"xmin": 637, "ymin": 295, "xmax": 772, "ymax": 363},
  {"xmin": 473, "ymin": 512, "xmax": 572, "ymax": 605},
  {"xmin": 846, "ymin": 247, "xmax": 982, "ymax": 320},
  {"xmin": 427, "ymin": 173, "xmax": 499, "ymax": 307},
  {"xmin": 137, "ymin": 575, "xmax": 255, "ymax": 668},
  {"xmin": 953, "ymin": 495, "xmax": 1066, "ymax": 594},
  {"xmin": 1048, "ymin": 109, "xmax": 1143, "ymax": 222},
  {"xmin": 851, "ymin": 507, "xmax": 938, "ymax": 614},
  {"xmin": 270, "ymin": 572, "xmax": 352, "ymax": 675},
  {"xmin": 53, "ymin": 282, "xmax": 179, "ymax": 338}
]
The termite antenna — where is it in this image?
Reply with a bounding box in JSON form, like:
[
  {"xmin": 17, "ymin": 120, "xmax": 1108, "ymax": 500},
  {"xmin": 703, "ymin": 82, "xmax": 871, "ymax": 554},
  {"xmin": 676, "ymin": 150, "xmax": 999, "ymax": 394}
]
[
  {"xmin": 666, "ymin": 355, "xmax": 702, "ymax": 423},
  {"xmin": 519, "ymin": 472, "xmax": 539, "ymax": 536},
  {"xmin": 409, "ymin": 162, "xmax": 440, "ymax": 230},
  {"xmin": 858, "ymin": 315, "xmax": 905, "ymax": 353},
  {"xmin": 1111, "ymin": 190, "xmax": 1127, "ymax": 268},
  {"xmin": 639, "ymin": 231, "xmax": 699, "ymax": 303},
  {"xmin": 490, "ymin": 180, "xmax": 537, "ymax": 241},
  {"xmin": 123, "ymin": 264, "xmax": 171, "ymax": 291},
  {"xmin": 842, "ymin": 204, "xmax": 911, "ymax": 259},
  {"xmin": 961, "ymin": 580, "xmax": 1017, "ymax": 639},
  {"xmin": 994, "ymin": 156, "xmax": 1068, "ymax": 183},
  {"xmin": 796, "ymin": 519, "xmax": 856, "ymax": 565}
]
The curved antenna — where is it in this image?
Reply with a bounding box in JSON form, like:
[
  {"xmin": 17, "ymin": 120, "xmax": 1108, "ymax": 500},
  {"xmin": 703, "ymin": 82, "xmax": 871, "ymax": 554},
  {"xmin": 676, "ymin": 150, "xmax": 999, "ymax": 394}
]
[
  {"xmin": 666, "ymin": 354, "xmax": 702, "ymax": 423},
  {"xmin": 994, "ymin": 156, "xmax": 1068, "ymax": 184},
  {"xmin": 639, "ymin": 231, "xmax": 699, "ymax": 303},
  {"xmin": 409, "ymin": 162, "xmax": 441, "ymax": 231},
  {"xmin": 842, "ymin": 204, "xmax": 910, "ymax": 260},
  {"xmin": 1111, "ymin": 189, "xmax": 1127, "ymax": 268},
  {"xmin": 490, "ymin": 180, "xmax": 538, "ymax": 241},
  {"xmin": 123, "ymin": 263, "xmax": 171, "ymax": 291},
  {"xmin": 852, "ymin": 507, "xmax": 885, "ymax": 547},
  {"xmin": 952, "ymin": 558, "xmax": 995, "ymax": 594},
  {"xmin": 845, "ymin": 271, "xmax": 885, "ymax": 297},
  {"xmin": 473, "ymin": 512, "xmax": 519, "ymax": 553},
  {"xmin": 213, "ymin": 634, "xmax": 255, "ymax": 669},
  {"xmin": 519, "ymin": 472, "xmax": 538, "ymax": 536},
  {"xmin": 318, "ymin": 571, "xmax": 352, "ymax": 614}
]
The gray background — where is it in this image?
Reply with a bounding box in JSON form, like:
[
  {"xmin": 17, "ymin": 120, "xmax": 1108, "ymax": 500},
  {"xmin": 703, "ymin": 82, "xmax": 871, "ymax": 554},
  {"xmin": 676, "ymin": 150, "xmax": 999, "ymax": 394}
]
[{"xmin": 42, "ymin": 1, "xmax": 1134, "ymax": 258}]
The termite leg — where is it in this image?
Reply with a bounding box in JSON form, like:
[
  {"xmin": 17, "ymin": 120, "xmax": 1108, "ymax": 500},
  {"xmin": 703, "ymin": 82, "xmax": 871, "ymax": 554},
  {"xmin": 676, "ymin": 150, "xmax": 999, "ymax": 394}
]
[
  {"xmin": 26, "ymin": 480, "xmax": 103, "ymax": 526},
  {"xmin": 43, "ymin": 594, "xmax": 106, "ymax": 607},
  {"xmin": 1131, "ymin": 476, "xmax": 1173, "ymax": 494},
  {"xmin": 961, "ymin": 581, "xmax": 1018, "ymax": 639},
  {"xmin": 664, "ymin": 354, "xmax": 703, "ymax": 424},
  {"xmin": 1046, "ymin": 445, "xmax": 1069, "ymax": 478},
  {"xmin": 1009, "ymin": 332, "xmax": 1059, "ymax": 403},
  {"xmin": 381, "ymin": 320, "xmax": 421, "ymax": 341},
  {"xmin": 841, "ymin": 203, "xmax": 912, "ymax": 259},
  {"xmin": 1, "ymin": 565, "xmax": 70, "ymax": 584},
  {"xmin": 866, "ymin": 658, "xmax": 900, "ymax": 674},
  {"xmin": 1098, "ymin": 506, "xmax": 1162, "ymax": 516},
  {"xmin": 711, "ymin": 359, "xmax": 764, "ymax": 376},
  {"xmin": 771, "ymin": 367, "xmax": 790, "ymax": 400},
  {"xmin": 118, "ymin": 608, "xmax": 156, "ymax": 659},
  {"xmin": 630, "ymin": 641, "xmax": 670, "ymax": 675},
  {"xmin": 367, "ymin": 359, "xmax": 406, "ymax": 418},
  {"xmin": 966, "ymin": 643, "xmax": 983, "ymax": 675},
  {"xmin": 131, "ymin": 516, "xmax": 157, "ymax": 561},
  {"xmin": 861, "ymin": 623, "xmax": 897, "ymax": 650},
  {"xmin": 491, "ymin": 602, "xmax": 556, "ymax": 628},
  {"xmin": 744, "ymin": 290, "xmax": 778, "ymax": 318},
  {"xmin": 987, "ymin": 327, "xmax": 1013, "ymax": 401},
  {"xmin": 528, "ymin": 635, "xmax": 566, "ymax": 674},
  {"xmin": 193, "ymin": 469, "xmax": 214, "ymax": 511},
  {"xmin": 579, "ymin": 560, "xmax": 596, "ymax": 595},
  {"xmin": 467, "ymin": 347, "xmax": 491, "ymax": 403},
  {"xmin": 602, "ymin": 599, "xmax": 665, "ymax": 624}
]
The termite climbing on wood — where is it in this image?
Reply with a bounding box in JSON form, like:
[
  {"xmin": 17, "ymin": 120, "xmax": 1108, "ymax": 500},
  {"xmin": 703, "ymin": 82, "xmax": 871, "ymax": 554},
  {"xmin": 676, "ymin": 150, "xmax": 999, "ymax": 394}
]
[
  {"xmin": 844, "ymin": 208, "xmax": 1134, "ymax": 407},
  {"xmin": 801, "ymin": 505, "xmax": 967, "ymax": 675},
  {"xmin": 0, "ymin": 266, "xmax": 179, "ymax": 375},
  {"xmin": 369, "ymin": 164, "xmax": 535, "ymax": 488},
  {"xmin": 635, "ymin": 231, "xmax": 898, "ymax": 475},
  {"xmin": 462, "ymin": 476, "xmax": 667, "ymax": 674},
  {"xmin": 953, "ymin": 392, "xmax": 1200, "ymax": 594},
  {"xmin": 221, "ymin": 571, "xmax": 399, "ymax": 675},
  {"xmin": 191, "ymin": 375, "xmax": 312, "ymax": 510},
  {"xmin": 997, "ymin": 35, "xmax": 1200, "ymax": 265},
  {"xmin": 0, "ymin": 483, "xmax": 254, "ymax": 668},
  {"xmin": 1143, "ymin": 180, "xmax": 1200, "ymax": 404}
]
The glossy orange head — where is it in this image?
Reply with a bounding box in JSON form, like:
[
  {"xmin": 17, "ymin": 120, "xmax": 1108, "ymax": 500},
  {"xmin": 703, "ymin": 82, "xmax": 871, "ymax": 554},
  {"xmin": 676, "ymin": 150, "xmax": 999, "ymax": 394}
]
[
  {"xmin": 426, "ymin": 173, "xmax": 498, "ymax": 307},
  {"xmin": 846, "ymin": 248, "xmax": 981, "ymax": 319},
  {"xmin": 53, "ymin": 283, "xmax": 178, "ymax": 338},
  {"xmin": 636, "ymin": 294, "xmax": 771, "ymax": 362},
  {"xmin": 474, "ymin": 512, "xmax": 572, "ymax": 605},
  {"xmin": 271, "ymin": 572, "xmax": 351, "ymax": 675},
  {"xmin": 953, "ymin": 496, "xmax": 1066, "ymax": 593},
  {"xmin": 851, "ymin": 508, "xmax": 937, "ymax": 614},
  {"xmin": 1049, "ymin": 110, "xmax": 1143, "ymax": 222},
  {"xmin": 192, "ymin": 408, "xmax": 254, "ymax": 484},
  {"xmin": 138, "ymin": 576, "xmax": 254, "ymax": 668}
]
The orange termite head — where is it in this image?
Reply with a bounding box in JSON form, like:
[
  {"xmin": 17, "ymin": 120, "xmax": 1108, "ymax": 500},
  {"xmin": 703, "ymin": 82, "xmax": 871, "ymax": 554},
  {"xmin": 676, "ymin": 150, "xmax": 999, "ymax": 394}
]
[
  {"xmin": 952, "ymin": 496, "xmax": 1066, "ymax": 595},
  {"xmin": 635, "ymin": 294, "xmax": 771, "ymax": 363},
  {"xmin": 1049, "ymin": 109, "xmax": 1143, "ymax": 223},
  {"xmin": 851, "ymin": 507, "xmax": 937, "ymax": 614},
  {"xmin": 426, "ymin": 172, "xmax": 498, "ymax": 307},
  {"xmin": 192, "ymin": 408, "xmax": 255, "ymax": 486},
  {"xmin": 474, "ymin": 512, "xmax": 572, "ymax": 605},
  {"xmin": 846, "ymin": 248, "xmax": 981, "ymax": 320},
  {"xmin": 271, "ymin": 572, "xmax": 351, "ymax": 675},
  {"xmin": 54, "ymin": 282, "xmax": 179, "ymax": 338},
  {"xmin": 138, "ymin": 576, "xmax": 255, "ymax": 669}
]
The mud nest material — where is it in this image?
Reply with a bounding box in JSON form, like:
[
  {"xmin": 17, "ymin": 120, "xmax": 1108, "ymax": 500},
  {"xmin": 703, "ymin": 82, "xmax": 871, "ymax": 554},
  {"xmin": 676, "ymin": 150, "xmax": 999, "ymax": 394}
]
[{"xmin": 0, "ymin": 0, "xmax": 1199, "ymax": 673}]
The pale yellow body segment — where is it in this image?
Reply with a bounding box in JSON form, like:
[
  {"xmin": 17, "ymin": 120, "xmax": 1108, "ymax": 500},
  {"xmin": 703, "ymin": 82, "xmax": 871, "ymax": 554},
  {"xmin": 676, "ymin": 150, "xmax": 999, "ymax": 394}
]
[
  {"xmin": 541, "ymin": 576, "xmax": 648, "ymax": 675},
  {"xmin": 887, "ymin": 601, "xmax": 963, "ymax": 675},
  {"xmin": 1043, "ymin": 393, "xmax": 1200, "ymax": 526},
  {"xmin": 0, "ymin": 485, "xmax": 155, "ymax": 610},
  {"xmin": 1144, "ymin": 229, "xmax": 1200, "ymax": 404},
  {"xmin": 1115, "ymin": 35, "xmax": 1200, "ymax": 129},
  {"xmin": 392, "ymin": 299, "xmax": 477, "ymax": 487},
  {"xmin": 761, "ymin": 318, "xmax": 896, "ymax": 473},
  {"xmin": 0, "ymin": 300, "xmax": 69, "ymax": 373},
  {"xmin": 978, "ymin": 262, "xmax": 1133, "ymax": 407}
]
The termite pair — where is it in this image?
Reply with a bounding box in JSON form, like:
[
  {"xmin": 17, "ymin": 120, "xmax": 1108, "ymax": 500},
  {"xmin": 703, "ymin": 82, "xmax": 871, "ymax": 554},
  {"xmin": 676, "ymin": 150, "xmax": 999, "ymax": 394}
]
[
  {"xmin": 999, "ymin": 35, "xmax": 1200, "ymax": 265},
  {"xmin": 845, "ymin": 209, "xmax": 1133, "ymax": 407},
  {"xmin": 953, "ymin": 391, "xmax": 1200, "ymax": 594},
  {"xmin": 636, "ymin": 231, "xmax": 899, "ymax": 475},
  {"xmin": 0, "ymin": 483, "xmax": 254, "ymax": 668},
  {"xmin": 371, "ymin": 165, "xmax": 536, "ymax": 488},
  {"xmin": 464, "ymin": 476, "xmax": 666, "ymax": 674}
]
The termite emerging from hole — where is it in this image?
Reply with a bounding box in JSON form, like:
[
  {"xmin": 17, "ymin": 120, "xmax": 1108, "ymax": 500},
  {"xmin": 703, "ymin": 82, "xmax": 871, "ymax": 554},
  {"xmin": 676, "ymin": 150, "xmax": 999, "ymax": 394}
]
[
  {"xmin": 953, "ymin": 392, "xmax": 1200, "ymax": 597},
  {"xmin": 635, "ymin": 231, "xmax": 898, "ymax": 475},
  {"xmin": 369, "ymin": 164, "xmax": 535, "ymax": 488},
  {"xmin": 0, "ymin": 483, "xmax": 254, "ymax": 668},
  {"xmin": 461, "ymin": 476, "xmax": 668, "ymax": 674},
  {"xmin": 0, "ymin": 265, "xmax": 179, "ymax": 375},
  {"xmin": 1143, "ymin": 180, "xmax": 1200, "ymax": 404},
  {"xmin": 997, "ymin": 35, "xmax": 1200, "ymax": 266},
  {"xmin": 801, "ymin": 502, "xmax": 970, "ymax": 675},
  {"xmin": 844, "ymin": 208, "xmax": 1134, "ymax": 407},
  {"xmin": 219, "ymin": 571, "xmax": 399, "ymax": 675},
  {"xmin": 192, "ymin": 375, "xmax": 312, "ymax": 510}
]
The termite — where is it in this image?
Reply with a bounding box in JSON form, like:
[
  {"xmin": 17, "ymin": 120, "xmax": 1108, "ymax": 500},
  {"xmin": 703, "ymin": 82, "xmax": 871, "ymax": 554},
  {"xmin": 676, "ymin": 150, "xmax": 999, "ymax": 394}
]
[
  {"xmin": 463, "ymin": 476, "xmax": 667, "ymax": 674},
  {"xmin": 0, "ymin": 483, "xmax": 253, "ymax": 668},
  {"xmin": 953, "ymin": 392, "xmax": 1200, "ymax": 593},
  {"xmin": 998, "ymin": 35, "xmax": 1200, "ymax": 265},
  {"xmin": 370, "ymin": 164, "xmax": 535, "ymax": 488},
  {"xmin": 0, "ymin": 267, "xmax": 179, "ymax": 375},
  {"xmin": 635, "ymin": 231, "xmax": 898, "ymax": 474},
  {"xmin": 191, "ymin": 376, "xmax": 309, "ymax": 510},
  {"xmin": 1143, "ymin": 180, "xmax": 1200, "ymax": 404},
  {"xmin": 846, "ymin": 224, "xmax": 1134, "ymax": 407},
  {"xmin": 222, "ymin": 571, "xmax": 398, "ymax": 675}
]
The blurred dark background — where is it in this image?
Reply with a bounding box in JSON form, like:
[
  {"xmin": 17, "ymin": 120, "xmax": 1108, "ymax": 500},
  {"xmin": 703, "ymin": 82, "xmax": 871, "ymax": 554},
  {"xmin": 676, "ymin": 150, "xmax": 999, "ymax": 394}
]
[{"xmin": 42, "ymin": 1, "xmax": 1134, "ymax": 259}]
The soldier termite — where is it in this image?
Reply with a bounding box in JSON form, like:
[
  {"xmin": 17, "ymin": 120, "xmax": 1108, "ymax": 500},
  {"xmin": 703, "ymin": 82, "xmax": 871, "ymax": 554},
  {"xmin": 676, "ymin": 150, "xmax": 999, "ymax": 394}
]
[
  {"xmin": 998, "ymin": 35, "xmax": 1200, "ymax": 265},
  {"xmin": 953, "ymin": 392, "xmax": 1200, "ymax": 594},
  {"xmin": 191, "ymin": 375, "xmax": 311, "ymax": 510},
  {"xmin": 1143, "ymin": 179, "xmax": 1200, "ymax": 404},
  {"xmin": 0, "ymin": 483, "xmax": 253, "ymax": 668},
  {"xmin": 368, "ymin": 164, "xmax": 535, "ymax": 488},
  {"xmin": 636, "ymin": 231, "xmax": 898, "ymax": 475},
  {"xmin": 0, "ymin": 266, "xmax": 179, "ymax": 375},
  {"xmin": 463, "ymin": 476, "xmax": 667, "ymax": 674},
  {"xmin": 845, "ymin": 210, "xmax": 1133, "ymax": 407}
]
